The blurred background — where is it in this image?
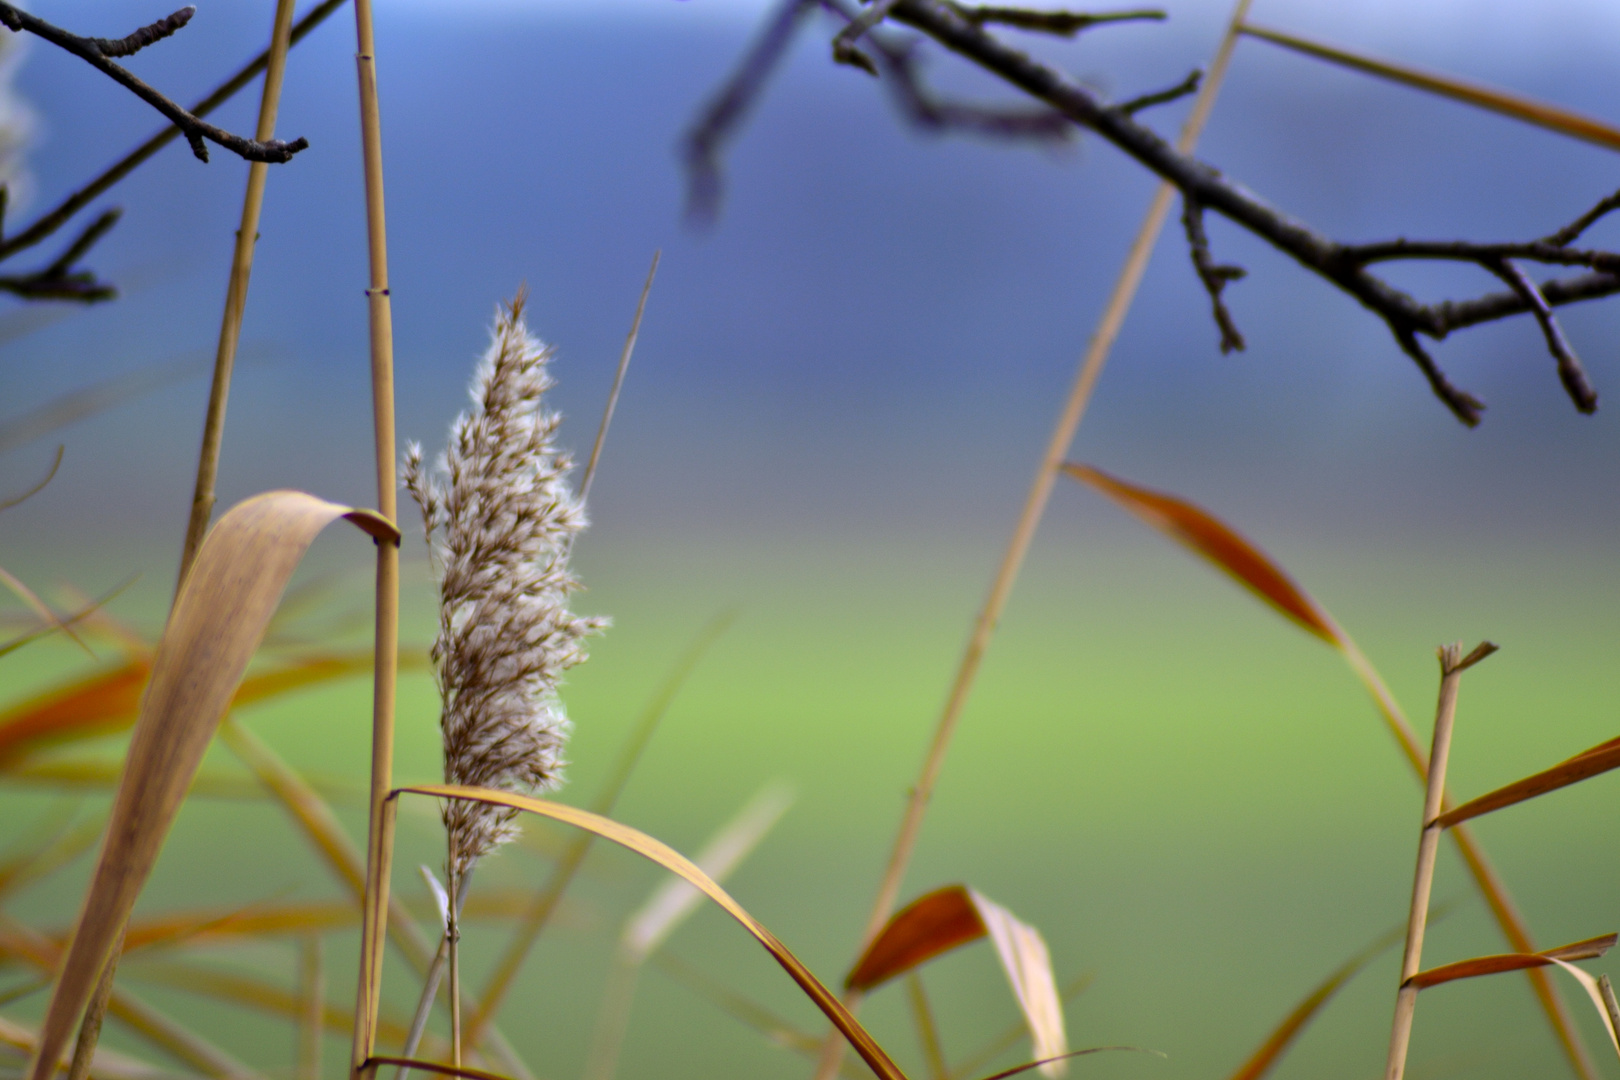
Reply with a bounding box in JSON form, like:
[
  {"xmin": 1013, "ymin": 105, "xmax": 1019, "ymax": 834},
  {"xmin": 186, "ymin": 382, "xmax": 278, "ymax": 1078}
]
[{"xmin": 2, "ymin": 1, "xmax": 1619, "ymax": 1080}]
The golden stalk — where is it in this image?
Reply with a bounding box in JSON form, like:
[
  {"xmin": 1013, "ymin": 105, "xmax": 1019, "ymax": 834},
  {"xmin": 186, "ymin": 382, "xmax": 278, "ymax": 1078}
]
[
  {"xmin": 905, "ymin": 973, "xmax": 947, "ymax": 1080},
  {"xmin": 300, "ymin": 935, "xmax": 325, "ymax": 1080},
  {"xmin": 349, "ymin": 0, "xmax": 402, "ymax": 1074},
  {"xmin": 1385, "ymin": 643, "xmax": 1495, "ymax": 1080},
  {"xmin": 1238, "ymin": 23, "xmax": 1620, "ymax": 153},
  {"xmin": 178, "ymin": 0, "xmax": 301, "ymax": 586},
  {"xmin": 1341, "ymin": 642, "xmax": 1598, "ymax": 1080},
  {"xmin": 811, "ymin": 2, "xmax": 1253, "ymax": 1076}
]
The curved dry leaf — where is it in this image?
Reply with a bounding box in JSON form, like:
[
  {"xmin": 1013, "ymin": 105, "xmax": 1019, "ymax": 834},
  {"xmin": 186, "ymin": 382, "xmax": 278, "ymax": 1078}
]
[
  {"xmin": 1437, "ymin": 736, "xmax": 1620, "ymax": 829},
  {"xmin": 623, "ymin": 781, "xmax": 795, "ymax": 961},
  {"xmin": 26, "ymin": 491, "xmax": 394, "ymax": 1080},
  {"xmin": 847, "ymin": 885, "xmax": 988, "ymax": 991},
  {"xmin": 394, "ymin": 783, "xmax": 908, "ymax": 1080},
  {"xmin": 1408, "ymin": 934, "xmax": 1616, "ymax": 990},
  {"xmin": 1061, "ymin": 464, "xmax": 1340, "ymax": 644},
  {"xmin": 1544, "ymin": 958, "xmax": 1620, "ymax": 1061},
  {"xmin": 969, "ymin": 890, "xmax": 1068, "ymax": 1078}
]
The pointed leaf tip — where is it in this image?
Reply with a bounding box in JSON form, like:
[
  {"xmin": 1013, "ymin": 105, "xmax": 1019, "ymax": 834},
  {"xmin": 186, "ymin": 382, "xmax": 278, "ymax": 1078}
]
[{"xmin": 1061, "ymin": 464, "xmax": 1340, "ymax": 645}]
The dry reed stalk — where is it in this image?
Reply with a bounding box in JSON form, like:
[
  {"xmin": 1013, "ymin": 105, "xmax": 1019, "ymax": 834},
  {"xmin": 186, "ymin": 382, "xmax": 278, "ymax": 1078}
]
[
  {"xmin": 1385, "ymin": 642, "xmax": 1496, "ymax": 1080},
  {"xmin": 809, "ymin": 2, "xmax": 1252, "ymax": 1076},
  {"xmin": 300, "ymin": 935, "xmax": 325, "ymax": 1080},
  {"xmin": 466, "ymin": 611, "xmax": 735, "ymax": 1048},
  {"xmin": 580, "ymin": 250, "xmax": 660, "ymax": 504},
  {"xmin": 349, "ymin": 0, "xmax": 403, "ymax": 1072},
  {"xmin": 905, "ymin": 974, "xmax": 947, "ymax": 1080},
  {"xmin": 1237, "ymin": 22, "xmax": 1620, "ymax": 153},
  {"xmin": 177, "ymin": 0, "xmax": 299, "ymax": 586}
]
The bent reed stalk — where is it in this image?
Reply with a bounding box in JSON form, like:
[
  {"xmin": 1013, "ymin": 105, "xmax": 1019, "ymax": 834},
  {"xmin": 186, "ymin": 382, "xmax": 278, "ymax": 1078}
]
[{"xmin": 812, "ymin": 2, "xmax": 1252, "ymax": 1076}]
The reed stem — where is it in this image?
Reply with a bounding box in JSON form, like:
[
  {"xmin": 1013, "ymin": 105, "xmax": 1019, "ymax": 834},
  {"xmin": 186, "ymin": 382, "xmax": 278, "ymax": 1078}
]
[
  {"xmin": 177, "ymin": 0, "xmax": 299, "ymax": 589},
  {"xmin": 299, "ymin": 935, "xmax": 325, "ymax": 1080},
  {"xmin": 581, "ymin": 250, "xmax": 660, "ymax": 505},
  {"xmin": 1385, "ymin": 642, "xmax": 1493, "ymax": 1080},
  {"xmin": 447, "ymin": 856, "xmax": 462, "ymax": 1069},
  {"xmin": 811, "ymin": 3, "xmax": 1252, "ymax": 1076},
  {"xmin": 349, "ymin": 0, "xmax": 401, "ymax": 1074}
]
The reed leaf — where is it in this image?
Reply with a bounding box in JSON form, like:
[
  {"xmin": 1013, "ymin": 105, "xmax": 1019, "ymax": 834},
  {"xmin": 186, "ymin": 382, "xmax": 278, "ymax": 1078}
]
[
  {"xmin": 1061, "ymin": 464, "xmax": 1337, "ymax": 642},
  {"xmin": 24, "ymin": 491, "xmax": 394, "ymax": 1080},
  {"xmin": 1436, "ymin": 735, "xmax": 1620, "ymax": 829},
  {"xmin": 1409, "ymin": 934, "xmax": 1616, "ymax": 990},
  {"xmin": 0, "ymin": 1012, "xmax": 184, "ymax": 1080},
  {"xmin": 395, "ymin": 783, "xmax": 909, "ymax": 1080},
  {"xmin": 1545, "ymin": 959, "xmax": 1620, "ymax": 1061},
  {"xmin": 844, "ymin": 885, "xmax": 1068, "ymax": 1077},
  {"xmin": 124, "ymin": 962, "xmax": 411, "ymax": 1046}
]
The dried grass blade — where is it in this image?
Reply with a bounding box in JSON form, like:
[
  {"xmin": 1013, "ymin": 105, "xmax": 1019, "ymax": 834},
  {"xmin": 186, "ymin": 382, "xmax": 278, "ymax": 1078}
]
[
  {"xmin": 946, "ymin": 976, "xmax": 1093, "ymax": 1080},
  {"xmin": 124, "ymin": 962, "xmax": 410, "ymax": 1045},
  {"xmin": 966, "ymin": 891, "xmax": 1067, "ymax": 1078},
  {"xmin": 1409, "ymin": 934, "xmax": 1616, "ymax": 990},
  {"xmin": 1061, "ymin": 464, "xmax": 1338, "ymax": 642},
  {"xmin": 24, "ymin": 491, "xmax": 394, "ymax": 1080},
  {"xmin": 0, "ymin": 578, "xmax": 134, "ymax": 660},
  {"xmin": 1436, "ymin": 737, "xmax": 1620, "ymax": 829},
  {"xmin": 846, "ymin": 886, "xmax": 987, "ymax": 992},
  {"xmin": 0, "ymin": 1012, "xmax": 183, "ymax": 1080},
  {"xmin": 1545, "ymin": 960, "xmax": 1620, "ymax": 1061},
  {"xmin": 1226, "ymin": 925, "xmax": 1403, "ymax": 1080},
  {"xmin": 0, "ymin": 812, "xmax": 106, "ymax": 900},
  {"xmin": 0, "ymin": 659, "xmax": 151, "ymax": 768},
  {"xmin": 650, "ymin": 951, "xmax": 825, "ymax": 1058},
  {"xmin": 0, "ymin": 563, "xmax": 92, "ymax": 657},
  {"xmin": 395, "ymin": 783, "xmax": 909, "ymax": 1080},
  {"xmin": 0, "ymin": 444, "xmax": 64, "ymax": 512},
  {"xmin": 1237, "ymin": 22, "xmax": 1620, "ymax": 153}
]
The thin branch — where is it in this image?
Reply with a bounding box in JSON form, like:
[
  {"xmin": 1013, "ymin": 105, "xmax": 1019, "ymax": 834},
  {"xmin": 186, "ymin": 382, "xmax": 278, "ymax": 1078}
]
[
  {"xmin": 948, "ymin": 4, "xmax": 1164, "ymax": 37},
  {"xmin": 1491, "ymin": 259, "xmax": 1598, "ymax": 413},
  {"xmin": 0, "ymin": 0, "xmax": 348, "ymax": 263},
  {"xmin": 85, "ymin": 6, "xmax": 195, "ymax": 59},
  {"xmin": 682, "ymin": 0, "xmax": 819, "ymax": 222},
  {"xmin": 1115, "ymin": 67, "xmax": 1200, "ymax": 114},
  {"xmin": 1180, "ymin": 197, "xmax": 1245, "ymax": 352},
  {"xmin": 831, "ymin": 0, "xmax": 902, "ymax": 73},
  {"xmin": 0, "ymin": 2, "xmax": 307, "ymax": 164},
  {"xmin": 0, "ymin": 209, "xmax": 121, "ymax": 302},
  {"xmin": 1544, "ymin": 186, "xmax": 1620, "ymax": 248},
  {"xmin": 1390, "ymin": 325, "xmax": 1485, "ymax": 427}
]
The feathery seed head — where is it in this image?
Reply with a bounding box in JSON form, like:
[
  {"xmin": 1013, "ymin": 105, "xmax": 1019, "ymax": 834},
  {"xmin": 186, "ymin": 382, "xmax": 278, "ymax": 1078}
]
[{"xmin": 405, "ymin": 291, "xmax": 606, "ymax": 873}]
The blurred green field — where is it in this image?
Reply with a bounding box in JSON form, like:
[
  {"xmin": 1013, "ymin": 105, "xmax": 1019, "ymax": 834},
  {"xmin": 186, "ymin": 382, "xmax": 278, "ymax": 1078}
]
[{"xmin": 3, "ymin": 519, "xmax": 1616, "ymax": 1080}]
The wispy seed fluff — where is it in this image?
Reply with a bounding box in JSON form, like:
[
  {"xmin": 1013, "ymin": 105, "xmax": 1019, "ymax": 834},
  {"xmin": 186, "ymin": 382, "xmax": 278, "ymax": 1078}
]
[{"xmin": 404, "ymin": 292, "xmax": 606, "ymax": 874}]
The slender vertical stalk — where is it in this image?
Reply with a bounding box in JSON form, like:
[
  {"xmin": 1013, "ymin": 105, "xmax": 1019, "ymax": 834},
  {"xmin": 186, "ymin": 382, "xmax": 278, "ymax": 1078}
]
[
  {"xmin": 811, "ymin": 3, "xmax": 1252, "ymax": 1077},
  {"xmin": 580, "ymin": 250, "xmax": 660, "ymax": 505},
  {"xmin": 905, "ymin": 973, "xmax": 947, "ymax": 1080},
  {"xmin": 299, "ymin": 935, "xmax": 325, "ymax": 1080},
  {"xmin": 178, "ymin": 0, "xmax": 300, "ymax": 588},
  {"xmin": 447, "ymin": 855, "xmax": 462, "ymax": 1069},
  {"xmin": 349, "ymin": 0, "xmax": 401, "ymax": 1074},
  {"xmin": 1385, "ymin": 642, "xmax": 1495, "ymax": 1080},
  {"xmin": 582, "ymin": 949, "xmax": 641, "ymax": 1080},
  {"xmin": 63, "ymin": 929, "xmax": 122, "ymax": 1080}
]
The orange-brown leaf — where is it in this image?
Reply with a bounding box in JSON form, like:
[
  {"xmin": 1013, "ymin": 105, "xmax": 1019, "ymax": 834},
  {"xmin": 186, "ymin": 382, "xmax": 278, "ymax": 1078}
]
[
  {"xmin": 1436, "ymin": 737, "xmax": 1620, "ymax": 829},
  {"xmin": 1409, "ymin": 934, "xmax": 1616, "ymax": 990},
  {"xmin": 0, "ymin": 659, "xmax": 151, "ymax": 768},
  {"xmin": 1061, "ymin": 464, "xmax": 1340, "ymax": 644},
  {"xmin": 846, "ymin": 886, "xmax": 986, "ymax": 992}
]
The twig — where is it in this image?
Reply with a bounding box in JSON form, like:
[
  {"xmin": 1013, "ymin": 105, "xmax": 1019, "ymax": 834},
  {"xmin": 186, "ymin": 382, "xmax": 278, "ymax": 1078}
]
[
  {"xmin": 1115, "ymin": 68, "xmax": 1201, "ymax": 115},
  {"xmin": 0, "ymin": 0, "xmax": 348, "ymax": 264},
  {"xmin": 0, "ymin": 3, "xmax": 307, "ymax": 164},
  {"xmin": 1181, "ymin": 197, "xmax": 1245, "ymax": 353},
  {"xmin": 581, "ymin": 250, "xmax": 660, "ymax": 505},
  {"xmin": 1490, "ymin": 260, "xmax": 1598, "ymax": 412},
  {"xmin": 949, "ymin": 4, "xmax": 1164, "ymax": 37},
  {"xmin": 177, "ymin": 0, "xmax": 299, "ymax": 588},
  {"xmin": 1545, "ymin": 187, "xmax": 1620, "ymax": 248},
  {"xmin": 1385, "ymin": 642, "xmax": 1496, "ymax": 1080},
  {"xmin": 831, "ymin": 0, "xmax": 902, "ymax": 73},
  {"xmin": 0, "ymin": 209, "xmax": 122, "ymax": 302},
  {"xmin": 806, "ymin": 5, "xmax": 1254, "ymax": 1080}
]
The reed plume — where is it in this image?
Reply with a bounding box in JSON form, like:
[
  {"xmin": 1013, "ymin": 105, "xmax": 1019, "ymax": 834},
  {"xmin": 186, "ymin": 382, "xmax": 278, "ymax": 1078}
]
[{"xmin": 404, "ymin": 291, "xmax": 606, "ymax": 877}]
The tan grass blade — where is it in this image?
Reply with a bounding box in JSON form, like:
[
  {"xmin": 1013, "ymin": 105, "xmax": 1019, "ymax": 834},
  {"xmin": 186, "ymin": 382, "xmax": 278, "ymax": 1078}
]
[
  {"xmin": 1, "ymin": 760, "xmax": 349, "ymax": 802},
  {"xmin": 0, "ymin": 811, "xmax": 106, "ymax": 900},
  {"xmin": 0, "ymin": 1012, "xmax": 184, "ymax": 1080},
  {"xmin": 0, "ymin": 580, "xmax": 134, "ymax": 660},
  {"xmin": 1237, "ymin": 22, "xmax": 1620, "ymax": 153},
  {"xmin": 966, "ymin": 891, "xmax": 1067, "ymax": 1079},
  {"xmin": 623, "ymin": 781, "xmax": 794, "ymax": 961},
  {"xmin": 579, "ymin": 249, "xmax": 660, "ymax": 504},
  {"xmin": 0, "ymin": 444, "xmax": 63, "ymax": 512},
  {"xmin": 1436, "ymin": 736, "xmax": 1620, "ymax": 829},
  {"xmin": 650, "ymin": 951, "xmax": 826, "ymax": 1059},
  {"xmin": 1226, "ymin": 926, "xmax": 1403, "ymax": 1080},
  {"xmin": 0, "ymin": 563, "xmax": 92, "ymax": 658},
  {"xmin": 1061, "ymin": 464, "xmax": 1337, "ymax": 642},
  {"xmin": 24, "ymin": 491, "xmax": 394, "ymax": 1080},
  {"xmin": 395, "ymin": 783, "xmax": 909, "ymax": 1080},
  {"xmin": 946, "ymin": 975, "xmax": 1093, "ymax": 1080},
  {"xmin": 1060, "ymin": 463, "xmax": 1596, "ymax": 1080},
  {"xmin": 1545, "ymin": 960, "xmax": 1620, "ymax": 1062},
  {"xmin": 1408, "ymin": 935, "xmax": 1616, "ymax": 990},
  {"xmin": 847, "ymin": 886, "xmax": 988, "ymax": 991}
]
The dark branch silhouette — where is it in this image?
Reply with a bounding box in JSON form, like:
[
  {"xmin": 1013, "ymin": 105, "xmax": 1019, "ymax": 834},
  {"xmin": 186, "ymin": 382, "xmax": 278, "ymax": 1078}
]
[
  {"xmin": 0, "ymin": 2, "xmax": 308, "ymax": 164},
  {"xmin": 688, "ymin": 0, "xmax": 1620, "ymax": 424}
]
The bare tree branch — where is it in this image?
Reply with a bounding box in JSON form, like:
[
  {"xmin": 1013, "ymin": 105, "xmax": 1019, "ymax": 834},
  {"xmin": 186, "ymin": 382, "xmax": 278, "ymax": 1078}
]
[
  {"xmin": 0, "ymin": 209, "xmax": 121, "ymax": 302},
  {"xmin": 1116, "ymin": 68, "xmax": 1200, "ymax": 115},
  {"xmin": 693, "ymin": 0, "xmax": 1620, "ymax": 421},
  {"xmin": 948, "ymin": 4, "xmax": 1164, "ymax": 37},
  {"xmin": 0, "ymin": 2, "xmax": 308, "ymax": 164}
]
